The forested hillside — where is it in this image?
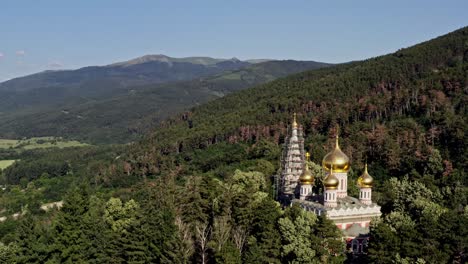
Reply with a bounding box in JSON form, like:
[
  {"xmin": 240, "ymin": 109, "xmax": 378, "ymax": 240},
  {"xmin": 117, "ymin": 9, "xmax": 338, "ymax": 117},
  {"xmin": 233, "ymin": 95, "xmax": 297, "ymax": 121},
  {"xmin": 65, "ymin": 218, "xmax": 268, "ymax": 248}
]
[
  {"xmin": 0, "ymin": 27, "xmax": 466, "ymax": 263},
  {"xmin": 105, "ymin": 26, "xmax": 466, "ymax": 262},
  {"xmin": 0, "ymin": 60, "xmax": 330, "ymax": 143},
  {"xmin": 129, "ymin": 26, "xmax": 467, "ymax": 179}
]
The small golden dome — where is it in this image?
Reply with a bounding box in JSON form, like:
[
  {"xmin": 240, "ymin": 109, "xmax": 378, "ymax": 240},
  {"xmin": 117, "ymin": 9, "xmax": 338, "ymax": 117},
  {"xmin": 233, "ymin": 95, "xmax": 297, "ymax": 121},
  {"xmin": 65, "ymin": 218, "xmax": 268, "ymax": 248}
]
[
  {"xmin": 299, "ymin": 167, "xmax": 314, "ymax": 185},
  {"xmin": 300, "ymin": 152, "xmax": 314, "ymax": 185},
  {"xmin": 357, "ymin": 164, "xmax": 374, "ymax": 188},
  {"xmin": 322, "ymin": 135, "xmax": 350, "ymax": 173},
  {"xmin": 323, "ymin": 169, "xmax": 339, "ymax": 189},
  {"xmin": 292, "ymin": 113, "xmax": 298, "ymax": 128}
]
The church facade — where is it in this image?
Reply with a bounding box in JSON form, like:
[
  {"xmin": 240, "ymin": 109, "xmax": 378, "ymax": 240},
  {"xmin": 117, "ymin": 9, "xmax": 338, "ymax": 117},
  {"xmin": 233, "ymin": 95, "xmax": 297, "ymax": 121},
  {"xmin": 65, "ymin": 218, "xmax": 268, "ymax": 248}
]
[{"xmin": 275, "ymin": 114, "xmax": 381, "ymax": 254}]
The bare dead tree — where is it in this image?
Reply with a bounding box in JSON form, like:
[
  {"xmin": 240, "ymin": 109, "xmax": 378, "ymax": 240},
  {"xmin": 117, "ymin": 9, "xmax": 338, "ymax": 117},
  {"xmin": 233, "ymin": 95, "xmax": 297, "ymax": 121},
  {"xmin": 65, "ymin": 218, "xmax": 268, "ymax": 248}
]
[
  {"xmin": 175, "ymin": 216, "xmax": 194, "ymax": 263},
  {"xmin": 212, "ymin": 215, "xmax": 231, "ymax": 252},
  {"xmin": 232, "ymin": 226, "xmax": 248, "ymax": 255},
  {"xmin": 195, "ymin": 221, "xmax": 211, "ymax": 264}
]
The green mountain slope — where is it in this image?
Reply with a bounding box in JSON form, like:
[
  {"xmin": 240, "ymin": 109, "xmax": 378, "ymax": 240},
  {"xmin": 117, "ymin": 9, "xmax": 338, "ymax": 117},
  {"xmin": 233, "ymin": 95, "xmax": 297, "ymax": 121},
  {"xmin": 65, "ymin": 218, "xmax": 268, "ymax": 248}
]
[
  {"xmin": 0, "ymin": 60, "xmax": 331, "ymax": 143},
  {"xmin": 129, "ymin": 26, "xmax": 467, "ymax": 179},
  {"xmin": 0, "ymin": 55, "xmax": 252, "ymax": 114}
]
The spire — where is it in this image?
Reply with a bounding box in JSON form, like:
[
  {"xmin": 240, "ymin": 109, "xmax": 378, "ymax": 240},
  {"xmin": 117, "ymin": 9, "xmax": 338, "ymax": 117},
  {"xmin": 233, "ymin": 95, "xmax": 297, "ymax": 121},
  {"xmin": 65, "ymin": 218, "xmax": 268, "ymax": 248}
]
[
  {"xmin": 304, "ymin": 153, "xmax": 310, "ymax": 172},
  {"xmin": 335, "ymin": 126, "xmax": 340, "ymax": 149},
  {"xmin": 364, "ymin": 163, "xmax": 368, "ymax": 174},
  {"xmin": 292, "ymin": 113, "xmax": 298, "ymax": 128}
]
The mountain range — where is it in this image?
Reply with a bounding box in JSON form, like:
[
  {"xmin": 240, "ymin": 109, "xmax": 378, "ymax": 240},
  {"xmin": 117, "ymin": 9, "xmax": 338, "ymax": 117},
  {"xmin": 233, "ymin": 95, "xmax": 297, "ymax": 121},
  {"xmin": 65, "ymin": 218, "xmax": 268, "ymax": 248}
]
[{"xmin": 0, "ymin": 55, "xmax": 331, "ymax": 143}]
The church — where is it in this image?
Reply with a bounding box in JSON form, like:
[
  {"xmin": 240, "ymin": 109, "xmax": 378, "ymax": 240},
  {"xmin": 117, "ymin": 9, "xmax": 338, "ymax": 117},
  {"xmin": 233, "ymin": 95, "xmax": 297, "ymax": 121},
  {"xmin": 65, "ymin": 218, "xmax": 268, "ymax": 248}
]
[{"xmin": 275, "ymin": 114, "xmax": 381, "ymax": 254}]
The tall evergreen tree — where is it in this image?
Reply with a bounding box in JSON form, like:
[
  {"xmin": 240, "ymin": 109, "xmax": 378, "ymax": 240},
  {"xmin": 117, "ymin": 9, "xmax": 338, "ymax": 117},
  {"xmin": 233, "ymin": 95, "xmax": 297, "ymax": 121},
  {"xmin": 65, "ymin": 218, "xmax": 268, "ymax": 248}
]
[
  {"xmin": 12, "ymin": 214, "xmax": 50, "ymax": 263},
  {"xmin": 49, "ymin": 187, "xmax": 91, "ymax": 263}
]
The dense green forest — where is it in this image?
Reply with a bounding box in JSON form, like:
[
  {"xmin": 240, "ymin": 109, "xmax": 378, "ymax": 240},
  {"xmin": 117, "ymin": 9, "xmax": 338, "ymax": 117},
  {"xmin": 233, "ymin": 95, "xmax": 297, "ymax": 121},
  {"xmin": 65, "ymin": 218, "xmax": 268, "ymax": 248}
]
[{"xmin": 0, "ymin": 27, "xmax": 466, "ymax": 263}]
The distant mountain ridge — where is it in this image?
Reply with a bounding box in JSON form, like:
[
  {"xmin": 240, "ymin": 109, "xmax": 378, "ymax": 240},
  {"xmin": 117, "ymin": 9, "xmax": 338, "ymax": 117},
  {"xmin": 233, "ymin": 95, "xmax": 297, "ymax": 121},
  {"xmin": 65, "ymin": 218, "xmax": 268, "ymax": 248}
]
[
  {"xmin": 109, "ymin": 54, "xmax": 248, "ymax": 67},
  {"xmin": 0, "ymin": 57, "xmax": 332, "ymax": 143},
  {"xmin": 0, "ymin": 55, "xmax": 252, "ymax": 94}
]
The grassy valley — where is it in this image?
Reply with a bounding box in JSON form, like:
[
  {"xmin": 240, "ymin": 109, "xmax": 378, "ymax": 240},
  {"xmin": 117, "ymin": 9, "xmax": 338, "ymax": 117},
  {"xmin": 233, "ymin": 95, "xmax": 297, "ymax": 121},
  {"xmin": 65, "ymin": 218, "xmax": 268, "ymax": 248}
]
[
  {"xmin": 0, "ymin": 137, "xmax": 88, "ymax": 150},
  {"xmin": 0, "ymin": 137, "xmax": 89, "ymax": 171},
  {"xmin": 0, "ymin": 160, "xmax": 15, "ymax": 170}
]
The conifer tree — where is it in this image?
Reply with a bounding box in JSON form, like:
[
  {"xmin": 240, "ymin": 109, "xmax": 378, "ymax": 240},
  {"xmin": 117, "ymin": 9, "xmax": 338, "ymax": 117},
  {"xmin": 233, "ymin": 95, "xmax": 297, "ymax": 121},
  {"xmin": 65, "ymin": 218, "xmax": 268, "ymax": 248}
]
[
  {"xmin": 244, "ymin": 198, "xmax": 282, "ymax": 264},
  {"xmin": 49, "ymin": 187, "xmax": 92, "ymax": 263},
  {"xmin": 12, "ymin": 214, "xmax": 49, "ymax": 263}
]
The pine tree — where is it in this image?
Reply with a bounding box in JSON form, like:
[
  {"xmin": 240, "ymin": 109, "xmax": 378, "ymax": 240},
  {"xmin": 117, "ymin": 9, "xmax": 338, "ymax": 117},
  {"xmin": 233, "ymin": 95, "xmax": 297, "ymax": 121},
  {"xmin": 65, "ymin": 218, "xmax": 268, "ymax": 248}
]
[
  {"xmin": 13, "ymin": 214, "xmax": 50, "ymax": 263},
  {"xmin": 367, "ymin": 220, "xmax": 401, "ymax": 263},
  {"xmin": 244, "ymin": 199, "xmax": 282, "ymax": 264},
  {"xmin": 136, "ymin": 181, "xmax": 179, "ymax": 262},
  {"xmin": 49, "ymin": 187, "xmax": 91, "ymax": 263},
  {"xmin": 120, "ymin": 218, "xmax": 149, "ymax": 264}
]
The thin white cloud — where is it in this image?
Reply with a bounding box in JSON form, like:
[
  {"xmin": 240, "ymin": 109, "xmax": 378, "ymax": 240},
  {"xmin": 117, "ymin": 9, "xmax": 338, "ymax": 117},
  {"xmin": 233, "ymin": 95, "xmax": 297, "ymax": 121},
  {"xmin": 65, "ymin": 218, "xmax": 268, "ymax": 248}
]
[
  {"xmin": 16, "ymin": 50, "xmax": 26, "ymax": 56},
  {"xmin": 0, "ymin": 52, "xmax": 4, "ymax": 58},
  {"xmin": 48, "ymin": 60, "xmax": 64, "ymax": 68}
]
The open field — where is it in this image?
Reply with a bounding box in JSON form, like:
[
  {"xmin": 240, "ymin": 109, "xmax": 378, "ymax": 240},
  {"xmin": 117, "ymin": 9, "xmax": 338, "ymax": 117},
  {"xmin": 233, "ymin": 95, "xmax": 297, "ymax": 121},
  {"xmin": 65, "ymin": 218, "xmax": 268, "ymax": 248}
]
[
  {"xmin": 0, "ymin": 160, "xmax": 16, "ymax": 170},
  {"xmin": 0, "ymin": 137, "xmax": 88, "ymax": 150},
  {"xmin": 0, "ymin": 139, "xmax": 19, "ymax": 149}
]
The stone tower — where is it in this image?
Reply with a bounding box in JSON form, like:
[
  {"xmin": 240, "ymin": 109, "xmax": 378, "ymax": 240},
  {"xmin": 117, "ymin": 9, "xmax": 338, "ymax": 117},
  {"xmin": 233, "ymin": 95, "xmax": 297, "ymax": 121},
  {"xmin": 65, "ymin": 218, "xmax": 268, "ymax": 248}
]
[{"xmin": 276, "ymin": 113, "xmax": 305, "ymax": 198}]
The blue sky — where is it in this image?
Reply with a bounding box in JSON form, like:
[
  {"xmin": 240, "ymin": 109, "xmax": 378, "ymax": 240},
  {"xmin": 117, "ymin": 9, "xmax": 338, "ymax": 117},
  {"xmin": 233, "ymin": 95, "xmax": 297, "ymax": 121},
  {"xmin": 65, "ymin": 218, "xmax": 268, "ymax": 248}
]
[{"xmin": 0, "ymin": 0, "xmax": 466, "ymax": 81}]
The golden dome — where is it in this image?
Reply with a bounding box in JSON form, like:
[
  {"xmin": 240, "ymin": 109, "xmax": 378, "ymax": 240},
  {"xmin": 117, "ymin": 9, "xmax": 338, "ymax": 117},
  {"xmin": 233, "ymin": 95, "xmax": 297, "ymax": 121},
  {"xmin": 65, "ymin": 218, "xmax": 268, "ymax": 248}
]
[
  {"xmin": 300, "ymin": 152, "xmax": 314, "ymax": 185},
  {"xmin": 292, "ymin": 113, "xmax": 298, "ymax": 128},
  {"xmin": 322, "ymin": 135, "xmax": 350, "ymax": 173},
  {"xmin": 357, "ymin": 164, "xmax": 374, "ymax": 188},
  {"xmin": 323, "ymin": 169, "xmax": 339, "ymax": 189},
  {"xmin": 299, "ymin": 167, "xmax": 314, "ymax": 185}
]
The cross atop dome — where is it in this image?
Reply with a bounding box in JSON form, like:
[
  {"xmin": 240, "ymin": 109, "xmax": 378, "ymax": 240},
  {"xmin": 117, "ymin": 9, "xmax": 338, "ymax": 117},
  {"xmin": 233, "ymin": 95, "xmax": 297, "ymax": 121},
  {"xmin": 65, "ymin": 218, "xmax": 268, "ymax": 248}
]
[{"xmin": 292, "ymin": 113, "xmax": 298, "ymax": 128}]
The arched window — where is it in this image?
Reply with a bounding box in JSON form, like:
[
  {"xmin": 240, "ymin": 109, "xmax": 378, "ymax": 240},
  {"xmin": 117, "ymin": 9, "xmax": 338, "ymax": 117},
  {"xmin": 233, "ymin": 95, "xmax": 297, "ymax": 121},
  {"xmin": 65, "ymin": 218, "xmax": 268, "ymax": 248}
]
[
  {"xmin": 352, "ymin": 239, "xmax": 359, "ymax": 253},
  {"xmin": 362, "ymin": 238, "xmax": 369, "ymax": 253}
]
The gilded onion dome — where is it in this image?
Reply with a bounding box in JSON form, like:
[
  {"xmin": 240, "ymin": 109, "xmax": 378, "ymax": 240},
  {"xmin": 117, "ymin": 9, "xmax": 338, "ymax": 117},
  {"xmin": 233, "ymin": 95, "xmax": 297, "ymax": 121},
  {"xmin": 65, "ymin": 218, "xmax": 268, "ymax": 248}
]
[
  {"xmin": 357, "ymin": 164, "xmax": 374, "ymax": 188},
  {"xmin": 322, "ymin": 134, "xmax": 350, "ymax": 173},
  {"xmin": 300, "ymin": 153, "xmax": 314, "ymax": 185},
  {"xmin": 323, "ymin": 169, "xmax": 339, "ymax": 189}
]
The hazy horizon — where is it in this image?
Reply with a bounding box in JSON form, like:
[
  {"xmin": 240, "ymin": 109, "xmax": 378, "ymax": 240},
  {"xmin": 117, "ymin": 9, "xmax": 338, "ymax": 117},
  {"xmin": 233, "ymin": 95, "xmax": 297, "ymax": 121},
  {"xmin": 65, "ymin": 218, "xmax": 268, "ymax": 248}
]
[{"xmin": 0, "ymin": 0, "xmax": 466, "ymax": 81}]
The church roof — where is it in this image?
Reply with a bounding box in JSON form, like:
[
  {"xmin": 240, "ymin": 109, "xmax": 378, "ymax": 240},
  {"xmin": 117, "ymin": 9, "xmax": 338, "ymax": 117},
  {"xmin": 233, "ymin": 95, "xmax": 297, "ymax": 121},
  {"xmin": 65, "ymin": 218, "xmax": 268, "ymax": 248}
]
[
  {"xmin": 293, "ymin": 195, "xmax": 379, "ymax": 211},
  {"xmin": 343, "ymin": 223, "xmax": 369, "ymax": 238}
]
